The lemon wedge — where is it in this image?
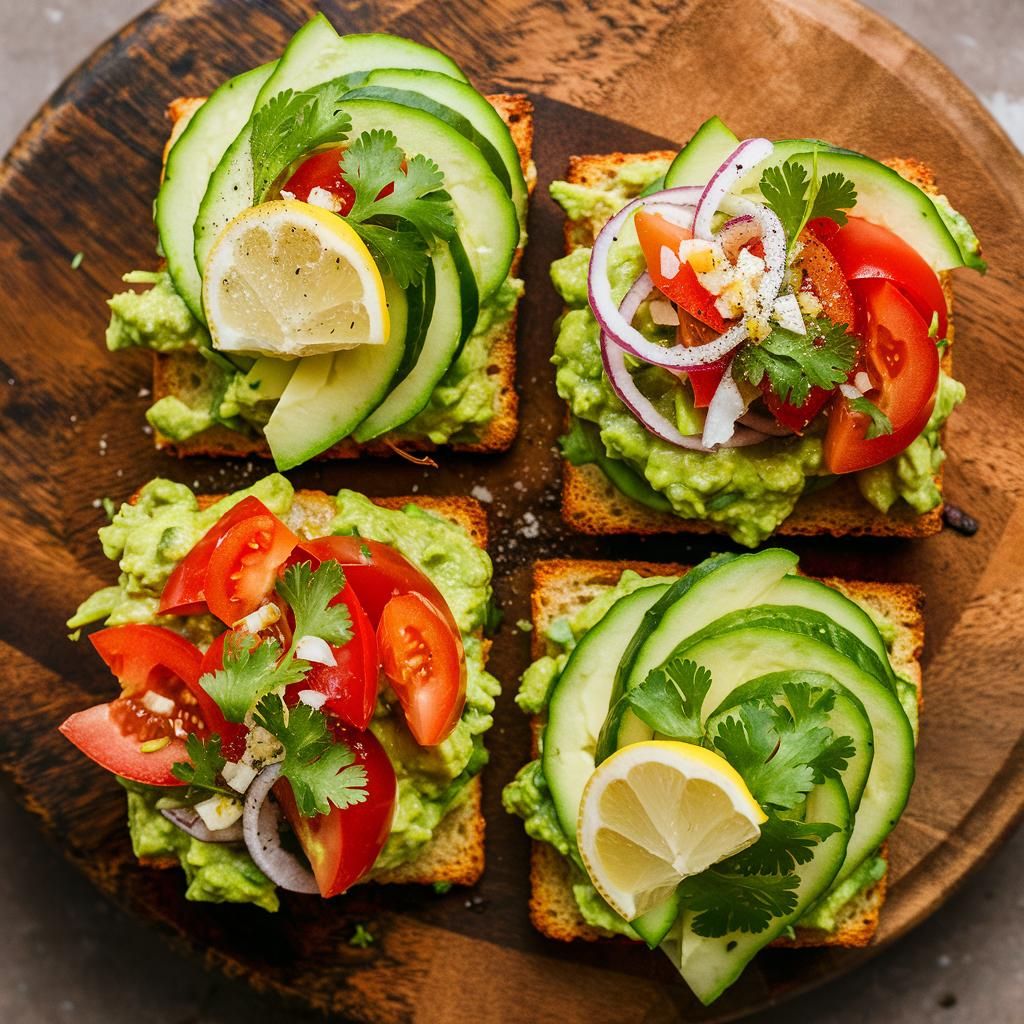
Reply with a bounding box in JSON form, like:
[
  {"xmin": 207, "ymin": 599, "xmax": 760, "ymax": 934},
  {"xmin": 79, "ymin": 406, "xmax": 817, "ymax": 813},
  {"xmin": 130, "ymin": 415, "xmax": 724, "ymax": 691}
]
[
  {"xmin": 578, "ymin": 741, "xmax": 766, "ymax": 922},
  {"xmin": 203, "ymin": 199, "xmax": 389, "ymax": 358}
]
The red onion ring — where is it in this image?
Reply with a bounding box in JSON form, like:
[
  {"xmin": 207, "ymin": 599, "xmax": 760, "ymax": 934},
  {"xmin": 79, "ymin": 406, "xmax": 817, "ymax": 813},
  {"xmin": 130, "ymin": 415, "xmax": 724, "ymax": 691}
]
[
  {"xmin": 738, "ymin": 409, "xmax": 796, "ymax": 436},
  {"xmin": 161, "ymin": 806, "xmax": 243, "ymax": 844},
  {"xmin": 242, "ymin": 763, "xmax": 320, "ymax": 894},
  {"xmin": 693, "ymin": 138, "xmax": 774, "ymax": 240},
  {"xmin": 718, "ymin": 215, "xmax": 759, "ymax": 261}
]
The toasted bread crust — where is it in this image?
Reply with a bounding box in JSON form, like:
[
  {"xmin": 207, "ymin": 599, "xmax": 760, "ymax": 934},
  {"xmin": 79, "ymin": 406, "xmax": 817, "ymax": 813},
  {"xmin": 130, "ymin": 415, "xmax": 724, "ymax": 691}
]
[
  {"xmin": 152, "ymin": 93, "xmax": 534, "ymax": 460},
  {"xmin": 523, "ymin": 557, "xmax": 924, "ymax": 947},
  {"xmin": 558, "ymin": 152, "xmax": 956, "ymax": 540}
]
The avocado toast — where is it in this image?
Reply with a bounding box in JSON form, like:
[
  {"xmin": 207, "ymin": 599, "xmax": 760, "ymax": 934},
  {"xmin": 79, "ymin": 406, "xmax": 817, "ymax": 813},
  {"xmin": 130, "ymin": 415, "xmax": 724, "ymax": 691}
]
[
  {"xmin": 550, "ymin": 118, "xmax": 981, "ymax": 545},
  {"xmin": 504, "ymin": 552, "xmax": 923, "ymax": 1003},
  {"xmin": 62, "ymin": 475, "xmax": 499, "ymax": 907},
  {"xmin": 104, "ymin": 14, "xmax": 533, "ymax": 470}
]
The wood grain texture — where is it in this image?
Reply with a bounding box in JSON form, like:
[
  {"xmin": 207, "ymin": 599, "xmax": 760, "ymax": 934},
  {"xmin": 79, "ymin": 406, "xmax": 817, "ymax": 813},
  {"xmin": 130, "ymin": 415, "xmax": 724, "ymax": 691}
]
[{"xmin": 0, "ymin": 0, "xmax": 1022, "ymax": 1021}]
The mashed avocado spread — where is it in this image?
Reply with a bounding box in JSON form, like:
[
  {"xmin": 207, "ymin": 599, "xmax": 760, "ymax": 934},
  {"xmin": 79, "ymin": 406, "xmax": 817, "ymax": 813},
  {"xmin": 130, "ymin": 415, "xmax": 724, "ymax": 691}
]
[
  {"xmin": 502, "ymin": 570, "xmax": 901, "ymax": 938},
  {"xmin": 549, "ymin": 161, "xmax": 965, "ymax": 547},
  {"xmin": 70, "ymin": 475, "xmax": 500, "ymax": 909}
]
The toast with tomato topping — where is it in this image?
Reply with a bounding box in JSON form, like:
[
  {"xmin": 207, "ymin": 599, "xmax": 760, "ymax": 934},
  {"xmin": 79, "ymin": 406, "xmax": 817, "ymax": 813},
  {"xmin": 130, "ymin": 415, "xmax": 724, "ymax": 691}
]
[
  {"xmin": 150, "ymin": 94, "xmax": 533, "ymax": 461},
  {"xmin": 523, "ymin": 557, "xmax": 924, "ymax": 949},
  {"xmin": 558, "ymin": 152, "xmax": 956, "ymax": 541}
]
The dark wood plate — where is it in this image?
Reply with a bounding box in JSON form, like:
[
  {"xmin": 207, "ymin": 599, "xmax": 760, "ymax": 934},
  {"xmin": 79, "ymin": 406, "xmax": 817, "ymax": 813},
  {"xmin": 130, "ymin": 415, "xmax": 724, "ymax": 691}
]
[{"xmin": 1, "ymin": 1, "xmax": 1022, "ymax": 1021}]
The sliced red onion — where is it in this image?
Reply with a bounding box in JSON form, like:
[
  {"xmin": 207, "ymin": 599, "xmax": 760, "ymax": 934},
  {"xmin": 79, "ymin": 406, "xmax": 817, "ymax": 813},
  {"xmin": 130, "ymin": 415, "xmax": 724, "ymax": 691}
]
[
  {"xmin": 738, "ymin": 409, "xmax": 796, "ymax": 436},
  {"xmin": 702, "ymin": 361, "xmax": 748, "ymax": 447},
  {"xmin": 242, "ymin": 763, "xmax": 320, "ymax": 894},
  {"xmin": 693, "ymin": 139, "xmax": 774, "ymax": 241},
  {"xmin": 718, "ymin": 215, "xmax": 759, "ymax": 261},
  {"xmin": 639, "ymin": 201, "xmax": 696, "ymax": 231},
  {"xmin": 161, "ymin": 806, "xmax": 243, "ymax": 844}
]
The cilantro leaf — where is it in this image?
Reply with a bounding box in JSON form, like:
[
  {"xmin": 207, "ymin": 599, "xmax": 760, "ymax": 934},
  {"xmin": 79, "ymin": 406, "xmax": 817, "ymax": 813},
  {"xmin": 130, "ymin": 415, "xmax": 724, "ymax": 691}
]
[
  {"xmin": 277, "ymin": 560, "xmax": 353, "ymax": 645},
  {"xmin": 810, "ymin": 171, "xmax": 857, "ymax": 227},
  {"xmin": 249, "ymin": 81, "xmax": 353, "ymax": 203},
  {"xmin": 733, "ymin": 316, "xmax": 859, "ymax": 406},
  {"xmin": 625, "ymin": 658, "xmax": 712, "ymax": 745},
  {"xmin": 254, "ymin": 697, "xmax": 367, "ymax": 817},
  {"xmin": 200, "ymin": 632, "xmax": 308, "ymax": 724},
  {"xmin": 848, "ymin": 396, "xmax": 894, "ymax": 439},
  {"xmin": 729, "ymin": 814, "xmax": 840, "ymax": 876},
  {"xmin": 340, "ymin": 129, "xmax": 456, "ymax": 288},
  {"xmin": 759, "ymin": 160, "xmax": 810, "ymax": 244},
  {"xmin": 677, "ymin": 868, "xmax": 800, "ymax": 937},
  {"xmin": 171, "ymin": 733, "xmax": 232, "ymax": 800}
]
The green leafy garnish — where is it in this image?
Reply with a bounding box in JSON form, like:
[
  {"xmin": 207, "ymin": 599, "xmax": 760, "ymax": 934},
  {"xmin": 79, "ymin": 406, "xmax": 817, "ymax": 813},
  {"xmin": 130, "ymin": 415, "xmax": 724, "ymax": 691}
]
[
  {"xmin": 728, "ymin": 814, "xmax": 840, "ymax": 876},
  {"xmin": 277, "ymin": 560, "xmax": 353, "ymax": 645},
  {"xmin": 249, "ymin": 81, "xmax": 353, "ymax": 202},
  {"xmin": 677, "ymin": 868, "xmax": 800, "ymax": 937},
  {"xmin": 708, "ymin": 684, "xmax": 855, "ymax": 810},
  {"xmin": 349, "ymin": 923, "xmax": 375, "ymax": 948},
  {"xmin": 171, "ymin": 734, "xmax": 233, "ymax": 800},
  {"xmin": 848, "ymin": 396, "xmax": 894, "ymax": 439},
  {"xmin": 733, "ymin": 316, "xmax": 858, "ymax": 406},
  {"xmin": 625, "ymin": 658, "xmax": 712, "ymax": 745},
  {"xmin": 254, "ymin": 697, "xmax": 367, "ymax": 817},
  {"xmin": 199, "ymin": 633, "xmax": 308, "ymax": 724},
  {"xmin": 340, "ymin": 129, "xmax": 456, "ymax": 287},
  {"xmin": 759, "ymin": 157, "xmax": 857, "ymax": 249}
]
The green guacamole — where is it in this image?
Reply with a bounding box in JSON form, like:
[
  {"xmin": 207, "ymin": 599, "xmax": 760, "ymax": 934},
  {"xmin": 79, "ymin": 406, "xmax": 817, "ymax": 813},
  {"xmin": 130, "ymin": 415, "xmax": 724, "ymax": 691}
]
[
  {"xmin": 550, "ymin": 161, "xmax": 966, "ymax": 547},
  {"xmin": 502, "ymin": 570, "xmax": 902, "ymax": 939},
  {"xmin": 106, "ymin": 267, "xmax": 522, "ymax": 448},
  {"xmin": 72, "ymin": 475, "xmax": 500, "ymax": 908}
]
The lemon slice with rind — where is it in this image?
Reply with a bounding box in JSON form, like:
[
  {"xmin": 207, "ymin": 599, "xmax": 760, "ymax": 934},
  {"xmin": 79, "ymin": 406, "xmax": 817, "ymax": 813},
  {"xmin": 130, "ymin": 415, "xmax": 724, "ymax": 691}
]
[
  {"xmin": 203, "ymin": 199, "xmax": 389, "ymax": 358},
  {"xmin": 578, "ymin": 741, "xmax": 766, "ymax": 921}
]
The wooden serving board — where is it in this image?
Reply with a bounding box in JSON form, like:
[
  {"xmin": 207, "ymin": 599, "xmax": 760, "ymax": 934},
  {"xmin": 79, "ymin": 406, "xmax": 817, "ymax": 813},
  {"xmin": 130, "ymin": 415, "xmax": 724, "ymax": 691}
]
[{"xmin": 1, "ymin": 0, "xmax": 1022, "ymax": 1020}]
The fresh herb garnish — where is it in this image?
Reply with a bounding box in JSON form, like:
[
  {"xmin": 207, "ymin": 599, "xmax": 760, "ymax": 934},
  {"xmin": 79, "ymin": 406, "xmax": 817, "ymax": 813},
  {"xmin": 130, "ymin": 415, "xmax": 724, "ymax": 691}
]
[
  {"xmin": 625, "ymin": 657, "xmax": 712, "ymax": 745},
  {"xmin": 349, "ymin": 923, "xmax": 375, "ymax": 948},
  {"xmin": 253, "ymin": 697, "xmax": 367, "ymax": 816},
  {"xmin": 249, "ymin": 82, "xmax": 353, "ymax": 203},
  {"xmin": 277, "ymin": 560, "xmax": 353, "ymax": 645},
  {"xmin": 848, "ymin": 396, "xmax": 894, "ymax": 439},
  {"xmin": 733, "ymin": 316, "xmax": 859, "ymax": 406},
  {"xmin": 171, "ymin": 733, "xmax": 233, "ymax": 799},
  {"xmin": 340, "ymin": 129, "xmax": 456, "ymax": 287},
  {"xmin": 677, "ymin": 868, "xmax": 800, "ymax": 937},
  {"xmin": 759, "ymin": 157, "xmax": 857, "ymax": 249},
  {"xmin": 728, "ymin": 814, "xmax": 840, "ymax": 876}
]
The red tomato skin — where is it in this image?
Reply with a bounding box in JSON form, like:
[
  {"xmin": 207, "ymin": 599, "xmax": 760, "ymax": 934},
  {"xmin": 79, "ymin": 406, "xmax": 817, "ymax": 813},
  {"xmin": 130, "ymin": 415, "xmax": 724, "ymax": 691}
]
[
  {"xmin": 159, "ymin": 497, "xmax": 273, "ymax": 616},
  {"xmin": 824, "ymin": 279, "xmax": 939, "ymax": 474},
  {"xmin": 205, "ymin": 514, "xmax": 299, "ymax": 626},
  {"xmin": 685, "ymin": 358, "xmax": 730, "ymax": 408},
  {"xmin": 90, "ymin": 624, "xmax": 202, "ymax": 694},
  {"xmin": 59, "ymin": 703, "xmax": 188, "ymax": 787},
  {"xmin": 824, "ymin": 217, "xmax": 948, "ymax": 340},
  {"xmin": 378, "ymin": 593, "xmax": 466, "ymax": 747},
  {"xmin": 275, "ymin": 725, "xmax": 397, "ymax": 898},
  {"xmin": 281, "ymin": 147, "xmax": 356, "ymax": 214}
]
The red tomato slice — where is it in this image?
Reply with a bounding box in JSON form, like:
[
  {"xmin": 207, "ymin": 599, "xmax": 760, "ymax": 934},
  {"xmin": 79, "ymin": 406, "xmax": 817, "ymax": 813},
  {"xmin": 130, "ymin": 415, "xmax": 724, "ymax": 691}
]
[
  {"xmin": 197, "ymin": 632, "xmax": 250, "ymax": 761},
  {"xmin": 762, "ymin": 233, "xmax": 858, "ymax": 432},
  {"xmin": 635, "ymin": 211, "xmax": 731, "ymax": 333},
  {"xmin": 824, "ymin": 216, "xmax": 948, "ymax": 340},
  {"xmin": 159, "ymin": 497, "xmax": 274, "ymax": 616},
  {"xmin": 824, "ymin": 279, "xmax": 939, "ymax": 474},
  {"xmin": 299, "ymin": 536, "xmax": 458, "ymax": 632},
  {"xmin": 281, "ymin": 147, "xmax": 356, "ymax": 214},
  {"xmin": 205, "ymin": 514, "xmax": 299, "ymax": 626},
  {"xmin": 377, "ymin": 593, "xmax": 466, "ymax": 747},
  {"xmin": 275, "ymin": 724, "xmax": 397, "ymax": 897},
  {"xmin": 59, "ymin": 703, "xmax": 189, "ymax": 787},
  {"xmin": 90, "ymin": 624, "xmax": 202, "ymax": 696}
]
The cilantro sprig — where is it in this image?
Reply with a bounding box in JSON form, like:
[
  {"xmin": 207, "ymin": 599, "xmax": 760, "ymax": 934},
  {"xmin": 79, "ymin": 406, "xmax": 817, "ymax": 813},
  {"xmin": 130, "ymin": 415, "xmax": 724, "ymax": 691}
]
[
  {"xmin": 848, "ymin": 396, "xmax": 894, "ymax": 439},
  {"xmin": 623, "ymin": 658, "xmax": 712, "ymax": 746},
  {"xmin": 759, "ymin": 156, "xmax": 857, "ymax": 250},
  {"xmin": 171, "ymin": 734, "xmax": 234, "ymax": 800},
  {"xmin": 277, "ymin": 560, "xmax": 353, "ymax": 645},
  {"xmin": 677, "ymin": 868, "xmax": 800, "ymax": 937},
  {"xmin": 340, "ymin": 129, "xmax": 456, "ymax": 287},
  {"xmin": 250, "ymin": 81, "xmax": 354, "ymax": 203},
  {"xmin": 733, "ymin": 316, "xmax": 859, "ymax": 407},
  {"xmin": 254, "ymin": 696, "xmax": 368, "ymax": 816}
]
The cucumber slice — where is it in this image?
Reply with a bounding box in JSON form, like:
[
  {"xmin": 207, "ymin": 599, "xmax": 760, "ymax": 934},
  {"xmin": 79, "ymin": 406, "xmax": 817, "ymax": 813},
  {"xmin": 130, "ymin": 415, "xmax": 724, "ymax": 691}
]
[
  {"xmin": 663, "ymin": 776, "xmax": 851, "ymax": 1006},
  {"xmin": 542, "ymin": 582, "xmax": 671, "ymax": 844},
  {"xmin": 263, "ymin": 274, "xmax": 408, "ymax": 469},
  {"xmin": 632, "ymin": 893, "xmax": 682, "ymax": 948},
  {"xmin": 239, "ymin": 356, "xmax": 295, "ymax": 401},
  {"xmin": 156, "ymin": 61, "xmax": 275, "ymax": 319},
  {"xmin": 351, "ymin": 241, "xmax": 465, "ymax": 442},
  {"xmin": 664, "ymin": 115, "xmax": 739, "ymax": 187},
  {"xmin": 351, "ymin": 69, "xmax": 529, "ymax": 230},
  {"xmin": 390, "ymin": 261, "xmax": 435, "ymax": 386}
]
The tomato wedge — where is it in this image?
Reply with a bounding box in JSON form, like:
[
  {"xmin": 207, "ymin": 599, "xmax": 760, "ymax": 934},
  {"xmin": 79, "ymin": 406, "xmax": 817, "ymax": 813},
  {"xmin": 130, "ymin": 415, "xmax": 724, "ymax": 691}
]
[
  {"xmin": 824, "ymin": 216, "xmax": 948, "ymax": 340},
  {"xmin": 205, "ymin": 514, "xmax": 299, "ymax": 625},
  {"xmin": 825, "ymin": 279, "xmax": 939, "ymax": 474},
  {"xmin": 160, "ymin": 497, "xmax": 275, "ymax": 616},
  {"xmin": 90, "ymin": 624, "xmax": 202, "ymax": 697},
  {"xmin": 378, "ymin": 593, "xmax": 466, "ymax": 747},
  {"xmin": 275, "ymin": 725, "xmax": 397, "ymax": 898}
]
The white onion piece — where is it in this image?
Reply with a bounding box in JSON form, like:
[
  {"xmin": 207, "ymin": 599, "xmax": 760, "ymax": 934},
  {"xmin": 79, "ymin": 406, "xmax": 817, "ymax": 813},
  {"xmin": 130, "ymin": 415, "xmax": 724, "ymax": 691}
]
[
  {"xmin": 772, "ymin": 293, "xmax": 806, "ymax": 334},
  {"xmin": 161, "ymin": 806, "xmax": 243, "ymax": 844},
  {"xmin": 719, "ymin": 195, "xmax": 787, "ymax": 313},
  {"xmin": 840, "ymin": 382, "xmax": 864, "ymax": 401},
  {"xmin": 294, "ymin": 635, "xmax": 336, "ymax": 666},
  {"xmin": 600, "ymin": 274, "xmax": 767, "ymax": 451},
  {"xmin": 702, "ymin": 361, "xmax": 749, "ymax": 448},
  {"xmin": 693, "ymin": 138, "xmax": 774, "ymax": 241},
  {"xmin": 242, "ymin": 764, "xmax": 320, "ymax": 895}
]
